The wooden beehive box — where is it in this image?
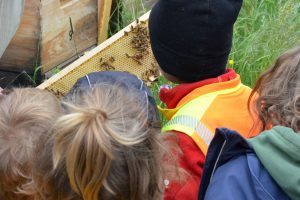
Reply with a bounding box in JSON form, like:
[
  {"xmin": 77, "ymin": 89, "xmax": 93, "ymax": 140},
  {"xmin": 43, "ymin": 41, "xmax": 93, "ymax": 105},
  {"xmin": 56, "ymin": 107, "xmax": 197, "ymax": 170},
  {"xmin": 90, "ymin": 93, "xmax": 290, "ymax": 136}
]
[
  {"xmin": 0, "ymin": 0, "xmax": 40, "ymax": 73},
  {"xmin": 38, "ymin": 11, "xmax": 159, "ymax": 97},
  {"xmin": 0, "ymin": 0, "xmax": 110, "ymax": 74}
]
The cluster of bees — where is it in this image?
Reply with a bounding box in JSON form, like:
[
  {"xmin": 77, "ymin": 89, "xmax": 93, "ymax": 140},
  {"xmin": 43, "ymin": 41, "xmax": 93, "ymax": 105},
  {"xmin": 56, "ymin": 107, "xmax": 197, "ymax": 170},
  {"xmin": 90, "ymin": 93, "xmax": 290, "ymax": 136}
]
[
  {"xmin": 125, "ymin": 19, "xmax": 160, "ymax": 86},
  {"xmin": 142, "ymin": 62, "xmax": 160, "ymax": 86},
  {"xmin": 46, "ymin": 88, "xmax": 65, "ymax": 99},
  {"xmin": 99, "ymin": 57, "xmax": 116, "ymax": 71},
  {"xmin": 125, "ymin": 19, "xmax": 150, "ymax": 65}
]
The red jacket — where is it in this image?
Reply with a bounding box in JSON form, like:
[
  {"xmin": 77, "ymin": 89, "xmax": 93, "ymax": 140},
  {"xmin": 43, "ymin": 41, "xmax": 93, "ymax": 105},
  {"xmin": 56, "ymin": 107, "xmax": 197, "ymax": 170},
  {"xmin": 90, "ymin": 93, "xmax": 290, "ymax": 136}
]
[{"xmin": 161, "ymin": 69, "xmax": 256, "ymax": 200}]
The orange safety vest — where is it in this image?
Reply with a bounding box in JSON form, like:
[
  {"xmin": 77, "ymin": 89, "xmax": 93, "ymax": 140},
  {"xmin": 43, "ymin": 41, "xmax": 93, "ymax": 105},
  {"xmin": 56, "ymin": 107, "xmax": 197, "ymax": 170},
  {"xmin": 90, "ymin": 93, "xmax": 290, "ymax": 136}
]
[{"xmin": 159, "ymin": 75, "xmax": 259, "ymax": 155}]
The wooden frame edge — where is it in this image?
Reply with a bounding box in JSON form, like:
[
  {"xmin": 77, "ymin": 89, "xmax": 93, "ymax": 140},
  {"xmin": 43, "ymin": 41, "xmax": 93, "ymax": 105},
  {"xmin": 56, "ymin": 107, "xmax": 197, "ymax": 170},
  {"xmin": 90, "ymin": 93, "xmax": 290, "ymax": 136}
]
[{"xmin": 98, "ymin": 0, "xmax": 112, "ymax": 44}]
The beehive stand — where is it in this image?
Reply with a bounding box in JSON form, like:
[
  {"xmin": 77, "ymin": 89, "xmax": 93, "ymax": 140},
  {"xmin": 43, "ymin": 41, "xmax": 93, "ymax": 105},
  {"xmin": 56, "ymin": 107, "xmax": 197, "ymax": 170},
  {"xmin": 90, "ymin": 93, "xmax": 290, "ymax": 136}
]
[{"xmin": 38, "ymin": 11, "xmax": 158, "ymax": 97}]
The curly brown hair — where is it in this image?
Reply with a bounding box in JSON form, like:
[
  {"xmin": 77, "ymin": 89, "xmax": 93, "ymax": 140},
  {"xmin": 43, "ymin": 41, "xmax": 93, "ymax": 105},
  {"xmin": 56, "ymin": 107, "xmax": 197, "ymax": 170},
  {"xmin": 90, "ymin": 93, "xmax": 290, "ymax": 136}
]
[{"xmin": 249, "ymin": 46, "xmax": 300, "ymax": 133}]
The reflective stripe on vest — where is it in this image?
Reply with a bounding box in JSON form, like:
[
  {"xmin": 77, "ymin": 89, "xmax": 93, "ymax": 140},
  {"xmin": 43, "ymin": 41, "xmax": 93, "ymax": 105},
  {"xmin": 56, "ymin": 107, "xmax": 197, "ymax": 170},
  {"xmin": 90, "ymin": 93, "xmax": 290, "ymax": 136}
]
[{"xmin": 162, "ymin": 84, "xmax": 242, "ymax": 155}]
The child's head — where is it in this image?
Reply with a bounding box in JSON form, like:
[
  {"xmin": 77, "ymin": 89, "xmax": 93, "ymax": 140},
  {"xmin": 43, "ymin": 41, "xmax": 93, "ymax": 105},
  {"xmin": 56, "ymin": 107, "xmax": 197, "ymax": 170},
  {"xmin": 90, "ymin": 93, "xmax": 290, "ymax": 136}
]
[
  {"xmin": 34, "ymin": 84, "xmax": 175, "ymax": 200},
  {"xmin": 67, "ymin": 71, "xmax": 160, "ymax": 126},
  {"xmin": 0, "ymin": 88, "xmax": 61, "ymax": 200},
  {"xmin": 251, "ymin": 46, "xmax": 300, "ymax": 132},
  {"xmin": 149, "ymin": 0, "xmax": 243, "ymax": 83}
]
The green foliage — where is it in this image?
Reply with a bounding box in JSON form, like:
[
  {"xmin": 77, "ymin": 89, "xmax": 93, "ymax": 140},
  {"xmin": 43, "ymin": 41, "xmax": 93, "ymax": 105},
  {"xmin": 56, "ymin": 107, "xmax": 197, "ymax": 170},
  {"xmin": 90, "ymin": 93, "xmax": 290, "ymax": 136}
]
[
  {"xmin": 51, "ymin": 67, "xmax": 61, "ymax": 75},
  {"xmin": 108, "ymin": 0, "xmax": 147, "ymax": 36},
  {"xmin": 32, "ymin": 35, "xmax": 41, "ymax": 84},
  {"xmin": 33, "ymin": 65, "xmax": 42, "ymax": 83},
  {"xmin": 231, "ymin": 0, "xmax": 300, "ymax": 86}
]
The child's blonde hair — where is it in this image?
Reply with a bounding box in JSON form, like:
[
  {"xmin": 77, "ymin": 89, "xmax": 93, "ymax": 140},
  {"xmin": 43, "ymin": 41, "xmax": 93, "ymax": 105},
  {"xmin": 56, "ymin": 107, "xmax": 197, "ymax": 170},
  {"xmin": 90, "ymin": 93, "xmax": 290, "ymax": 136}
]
[
  {"xmin": 0, "ymin": 88, "xmax": 61, "ymax": 200},
  {"xmin": 34, "ymin": 84, "xmax": 178, "ymax": 200},
  {"xmin": 250, "ymin": 46, "xmax": 300, "ymax": 133}
]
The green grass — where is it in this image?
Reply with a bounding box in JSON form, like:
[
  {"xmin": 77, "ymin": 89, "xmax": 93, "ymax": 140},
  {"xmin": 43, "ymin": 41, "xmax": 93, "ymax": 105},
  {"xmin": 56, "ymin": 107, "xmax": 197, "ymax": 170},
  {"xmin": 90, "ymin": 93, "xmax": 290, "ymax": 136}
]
[
  {"xmin": 231, "ymin": 0, "xmax": 300, "ymax": 86},
  {"xmin": 116, "ymin": 0, "xmax": 300, "ymax": 123},
  {"xmin": 108, "ymin": 0, "xmax": 147, "ymax": 36}
]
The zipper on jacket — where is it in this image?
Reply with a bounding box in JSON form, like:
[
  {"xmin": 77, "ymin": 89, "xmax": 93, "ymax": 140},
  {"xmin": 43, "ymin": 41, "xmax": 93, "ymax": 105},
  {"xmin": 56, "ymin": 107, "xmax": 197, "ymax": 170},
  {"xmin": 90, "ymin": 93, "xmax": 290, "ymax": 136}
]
[{"xmin": 209, "ymin": 140, "xmax": 227, "ymax": 183}]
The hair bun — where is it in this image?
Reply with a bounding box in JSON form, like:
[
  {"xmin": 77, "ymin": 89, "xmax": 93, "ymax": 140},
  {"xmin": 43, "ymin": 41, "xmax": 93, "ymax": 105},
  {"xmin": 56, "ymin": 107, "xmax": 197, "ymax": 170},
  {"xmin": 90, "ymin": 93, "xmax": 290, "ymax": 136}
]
[{"xmin": 83, "ymin": 108, "xmax": 107, "ymax": 121}]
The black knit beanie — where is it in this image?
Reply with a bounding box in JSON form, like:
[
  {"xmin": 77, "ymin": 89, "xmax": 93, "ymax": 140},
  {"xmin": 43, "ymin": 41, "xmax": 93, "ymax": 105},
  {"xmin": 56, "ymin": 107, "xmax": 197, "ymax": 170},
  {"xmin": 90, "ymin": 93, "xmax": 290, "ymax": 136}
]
[{"xmin": 149, "ymin": 0, "xmax": 243, "ymax": 82}]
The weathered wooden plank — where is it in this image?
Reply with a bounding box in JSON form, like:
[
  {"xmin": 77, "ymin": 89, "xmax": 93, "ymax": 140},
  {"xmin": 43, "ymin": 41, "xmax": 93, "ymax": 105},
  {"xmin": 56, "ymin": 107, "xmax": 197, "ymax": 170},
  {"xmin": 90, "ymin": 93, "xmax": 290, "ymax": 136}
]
[
  {"xmin": 0, "ymin": 0, "xmax": 24, "ymax": 58},
  {"xmin": 0, "ymin": 0, "xmax": 40, "ymax": 73},
  {"xmin": 40, "ymin": 0, "xmax": 98, "ymax": 73},
  {"xmin": 98, "ymin": 0, "xmax": 112, "ymax": 44},
  {"xmin": 1, "ymin": 0, "xmax": 111, "ymax": 74}
]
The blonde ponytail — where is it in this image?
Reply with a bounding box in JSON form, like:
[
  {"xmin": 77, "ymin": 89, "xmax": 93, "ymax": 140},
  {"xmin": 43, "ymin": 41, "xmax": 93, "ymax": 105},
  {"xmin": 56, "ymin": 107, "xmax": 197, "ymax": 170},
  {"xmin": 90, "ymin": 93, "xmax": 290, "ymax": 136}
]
[
  {"xmin": 50, "ymin": 84, "xmax": 171, "ymax": 200},
  {"xmin": 53, "ymin": 105, "xmax": 114, "ymax": 200}
]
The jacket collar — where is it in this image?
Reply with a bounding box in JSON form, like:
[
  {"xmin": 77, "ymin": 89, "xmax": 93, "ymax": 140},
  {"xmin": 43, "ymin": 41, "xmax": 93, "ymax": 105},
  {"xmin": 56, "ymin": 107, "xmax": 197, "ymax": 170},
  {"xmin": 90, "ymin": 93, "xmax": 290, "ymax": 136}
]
[
  {"xmin": 198, "ymin": 128, "xmax": 253, "ymax": 200},
  {"xmin": 159, "ymin": 68, "xmax": 237, "ymax": 109}
]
